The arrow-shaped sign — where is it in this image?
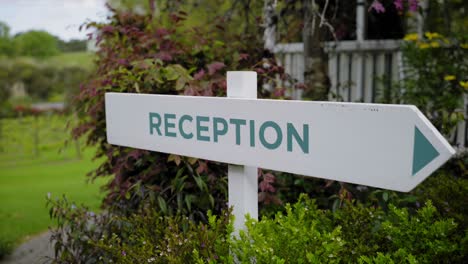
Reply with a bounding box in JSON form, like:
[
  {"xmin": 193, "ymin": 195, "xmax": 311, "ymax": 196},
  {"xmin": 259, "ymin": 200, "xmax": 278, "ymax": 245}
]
[{"xmin": 105, "ymin": 92, "xmax": 455, "ymax": 192}]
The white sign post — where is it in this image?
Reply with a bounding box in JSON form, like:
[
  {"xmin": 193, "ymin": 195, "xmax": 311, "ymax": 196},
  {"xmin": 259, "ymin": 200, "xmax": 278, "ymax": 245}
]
[
  {"xmin": 105, "ymin": 71, "xmax": 455, "ymax": 230},
  {"xmin": 226, "ymin": 72, "xmax": 258, "ymax": 232}
]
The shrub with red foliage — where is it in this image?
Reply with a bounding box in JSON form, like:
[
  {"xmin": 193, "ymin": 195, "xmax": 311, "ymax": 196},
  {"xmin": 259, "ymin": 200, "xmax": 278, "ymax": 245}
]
[
  {"xmin": 13, "ymin": 105, "xmax": 43, "ymax": 116},
  {"xmin": 74, "ymin": 5, "xmax": 292, "ymax": 219}
]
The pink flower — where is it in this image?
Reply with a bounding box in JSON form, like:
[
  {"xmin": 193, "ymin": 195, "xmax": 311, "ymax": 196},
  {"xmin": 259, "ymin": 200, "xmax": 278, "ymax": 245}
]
[
  {"xmin": 273, "ymin": 88, "xmax": 286, "ymax": 97},
  {"xmin": 101, "ymin": 25, "xmax": 114, "ymax": 33},
  {"xmin": 193, "ymin": 69, "xmax": 205, "ymax": 80},
  {"xmin": 393, "ymin": 0, "xmax": 404, "ymax": 10},
  {"xmin": 408, "ymin": 0, "xmax": 419, "ymax": 12},
  {"xmin": 155, "ymin": 28, "xmax": 169, "ymax": 38},
  {"xmin": 207, "ymin": 62, "xmax": 225, "ymax": 75},
  {"xmin": 239, "ymin": 53, "xmax": 249, "ymax": 61},
  {"xmin": 148, "ymin": 0, "xmax": 155, "ymax": 12},
  {"xmin": 154, "ymin": 51, "xmax": 172, "ymax": 61},
  {"xmin": 369, "ymin": 1, "xmax": 386, "ymax": 13},
  {"xmin": 117, "ymin": 59, "xmax": 128, "ymax": 66}
]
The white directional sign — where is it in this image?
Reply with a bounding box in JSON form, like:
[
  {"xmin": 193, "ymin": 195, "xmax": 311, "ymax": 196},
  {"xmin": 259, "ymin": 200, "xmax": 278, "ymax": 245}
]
[{"xmin": 105, "ymin": 91, "xmax": 455, "ymax": 192}]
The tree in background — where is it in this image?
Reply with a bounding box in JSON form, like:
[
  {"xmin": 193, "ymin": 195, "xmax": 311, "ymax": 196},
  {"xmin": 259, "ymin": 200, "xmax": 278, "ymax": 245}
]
[
  {"xmin": 13, "ymin": 30, "xmax": 59, "ymax": 58},
  {"xmin": 56, "ymin": 38, "xmax": 87, "ymax": 53},
  {"xmin": 0, "ymin": 22, "xmax": 9, "ymax": 37},
  {"xmin": 0, "ymin": 22, "xmax": 15, "ymax": 57}
]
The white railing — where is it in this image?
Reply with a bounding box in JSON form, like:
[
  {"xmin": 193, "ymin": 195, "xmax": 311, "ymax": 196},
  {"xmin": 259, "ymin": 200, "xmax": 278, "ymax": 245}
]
[
  {"xmin": 273, "ymin": 43, "xmax": 304, "ymax": 100},
  {"xmin": 324, "ymin": 40, "xmax": 402, "ymax": 103},
  {"xmin": 274, "ymin": 40, "xmax": 467, "ymax": 149},
  {"xmin": 274, "ymin": 43, "xmax": 304, "ymax": 84}
]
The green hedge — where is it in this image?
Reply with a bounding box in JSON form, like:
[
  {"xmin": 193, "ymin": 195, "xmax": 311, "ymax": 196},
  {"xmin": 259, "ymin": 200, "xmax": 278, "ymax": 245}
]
[{"xmin": 47, "ymin": 195, "xmax": 467, "ymax": 263}]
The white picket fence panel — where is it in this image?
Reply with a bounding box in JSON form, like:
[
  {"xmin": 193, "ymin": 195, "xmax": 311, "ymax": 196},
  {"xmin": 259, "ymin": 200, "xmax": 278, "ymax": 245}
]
[
  {"xmin": 324, "ymin": 40, "xmax": 401, "ymax": 103},
  {"xmin": 273, "ymin": 43, "xmax": 304, "ymax": 100},
  {"xmin": 274, "ymin": 40, "xmax": 467, "ymax": 149}
]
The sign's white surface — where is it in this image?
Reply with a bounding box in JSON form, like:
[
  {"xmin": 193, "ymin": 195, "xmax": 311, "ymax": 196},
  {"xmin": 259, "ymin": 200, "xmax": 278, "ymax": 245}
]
[{"xmin": 105, "ymin": 92, "xmax": 455, "ymax": 192}]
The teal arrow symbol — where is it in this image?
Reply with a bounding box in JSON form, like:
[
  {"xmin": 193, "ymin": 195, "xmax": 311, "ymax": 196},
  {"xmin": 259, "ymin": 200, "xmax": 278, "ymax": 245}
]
[{"xmin": 412, "ymin": 126, "xmax": 440, "ymax": 175}]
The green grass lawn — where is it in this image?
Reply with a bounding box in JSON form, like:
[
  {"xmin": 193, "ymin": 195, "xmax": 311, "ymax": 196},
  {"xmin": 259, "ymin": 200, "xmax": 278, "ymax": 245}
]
[
  {"xmin": 0, "ymin": 51, "xmax": 95, "ymax": 70},
  {"xmin": 0, "ymin": 115, "xmax": 106, "ymax": 252}
]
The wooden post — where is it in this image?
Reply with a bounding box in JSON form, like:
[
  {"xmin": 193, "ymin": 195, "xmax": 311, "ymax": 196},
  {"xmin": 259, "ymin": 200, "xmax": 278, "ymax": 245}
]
[
  {"xmin": 263, "ymin": 0, "xmax": 277, "ymax": 51},
  {"xmin": 227, "ymin": 71, "xmax": 258, "ymax": 233},
  {"xmin": 356, "ymin": 0, "xmax": 365, "ymax": 42},
  {"xmin": 355, "ymin": 0, "xmax": 366, "ymax": 102},
  {"xmin": 417, "ymin": 0, "xmax": 429, "ymax": 37}
]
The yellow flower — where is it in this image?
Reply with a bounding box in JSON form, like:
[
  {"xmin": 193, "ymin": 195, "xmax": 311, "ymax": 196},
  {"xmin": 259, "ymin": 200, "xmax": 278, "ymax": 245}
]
[
  {"xmin": 460, "ymin": 81, "xmax": 468, "ymax": 89},
  {"xmin": 444, "ymin": 75, "xmax": 456, "ymax": 81},
  {"xmin": 430, "ymin": 41, "xmax": 440, "ymax": 48},
  {"xmin": 404, "ymin": 33, "xmax": 419, "ymax": 41},
  {"xmin": 461, "ymin": 43, "xmax": 468, "ymax": 49},
  {"xmin": 418, "ymin": 43, "xmax": 430, "ymax": 49},
  {"xmin": 425, "ymin": 32, "xmax": 442, "ymax": 40}
]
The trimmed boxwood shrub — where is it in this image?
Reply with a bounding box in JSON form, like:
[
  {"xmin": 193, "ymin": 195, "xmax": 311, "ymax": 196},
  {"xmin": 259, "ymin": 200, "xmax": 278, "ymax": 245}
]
[{"xmin": 47, "ymin": 194, "xmax": 467, "ymax": 263}]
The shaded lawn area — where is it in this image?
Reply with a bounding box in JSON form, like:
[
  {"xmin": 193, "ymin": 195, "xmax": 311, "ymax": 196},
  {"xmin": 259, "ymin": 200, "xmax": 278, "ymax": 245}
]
[
  {"xmin": 0, "ymin": 151, "xmax": 106, "ymax": 246},
  {"xmin": 0, "ymin": 116, "xmax": 107, "ymax": 249}
]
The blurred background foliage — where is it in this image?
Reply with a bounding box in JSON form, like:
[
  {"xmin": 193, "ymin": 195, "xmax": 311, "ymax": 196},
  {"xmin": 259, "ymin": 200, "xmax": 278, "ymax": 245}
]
[
  {"xmin": 0, "ymin": 12, "xmax": 98, "ymax": 259},
  {"xmin": 0, "ymin": 0, "xmax": 466, "ymax": 262}
]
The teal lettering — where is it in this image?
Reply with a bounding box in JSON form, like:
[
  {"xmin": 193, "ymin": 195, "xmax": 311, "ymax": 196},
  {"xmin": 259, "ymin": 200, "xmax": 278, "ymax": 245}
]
[
  {"xmin": 164, "ymin": 113, "xmax": 177, "ymax": 137},
  {"xmin": 196, "ymin": 116, "xmax": 210, "ymax": 141},
  {"xmin": 213, "ymin": 117, "xmax": 228, "ymax": 142},
  {"xmin": 259, "ymin": 121, "xmax": 282, "ymax": 150},
  {"xmin": 249, "ymin": 120, "xmax": 255, "ymax": 147},
  {"xmin": 229, "ymin": 118, "xmax": 246, "ymax": 145},
  {"xmin": 287, "ymin": 123, "xmax": 309, "ymax": 154},
  {"xmin": 179, "ymin": 115, "xmax": 193, "ymax": 139},
  {"xmin": 149, "ymin": 112, "xmax": 162, "ymax": 135}
]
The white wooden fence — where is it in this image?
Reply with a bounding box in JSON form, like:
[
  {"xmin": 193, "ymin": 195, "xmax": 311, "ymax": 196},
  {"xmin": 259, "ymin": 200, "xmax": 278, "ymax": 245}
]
[
  {"xmin": 324, "ymin": 40, "xmax": 402, "ymax": 103},
  {"xmin": 273, "ymin": 43, "xmax": 305, "ymax": 100},
  {"xmin": 274, "ymin": 41, "xmax": 467, "ymax": 149}
]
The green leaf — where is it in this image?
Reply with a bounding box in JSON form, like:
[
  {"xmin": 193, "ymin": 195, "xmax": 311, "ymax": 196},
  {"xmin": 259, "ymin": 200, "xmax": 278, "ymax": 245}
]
[
  {"xmin": 168, "ymin": 154, "xmax": 181, "ymax": 166},
  {"xmin": 164, "ymin": 66, "xmax": 179, "ymax": 81},
  {"xmin": 158, "ymin": 196, "xmax": 167, "ymax": 214},
  {"xmin": 208, "ymin": 194, "xmax": 214, "ymax": 208},
  {"xmin": 154, "ymin": 58, "xmax": 163, "ymax": 66},
  {"xmin": 175, "ymin": 167, "xmax": 185, "ymax": 178},
  {"xmin": 175, "ymin": 78, "xmax": 187, "ymax": 90},
  {"xmin": 146, "ymin": 68, "xmax": 164, "ymax": 83},
  {"xmin": 185, "ymin": 195, "xmax": 194, "ymax": 212},
  {"xmin": 134, "ymin": 82, "xmax": 141, "ymax": 93},
  {"xmin": 194, "ymin": 175, "xmax": 206, "ymax": 191},
  {"xmin": 177, "ymin": 193, "xmax": 183, "ymax": 211},
  {"xmin": 332, "ymin": 199, "xmax": 340, "ymax": 212},
  {"xmin": 186, "ymin": 157, "xmax": 198, "ymax": 165},
  {"xmin": 383, "ymin": 192, "xmax": 389, "ymax": 202},
  {"xmin": 214, "ymin": 40, "xmax": 224, "ymax": 47}
]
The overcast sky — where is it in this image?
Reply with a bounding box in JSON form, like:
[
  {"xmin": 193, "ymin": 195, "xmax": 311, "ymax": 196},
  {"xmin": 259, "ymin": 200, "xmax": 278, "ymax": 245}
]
[{"xmin": 0, "ymin": 0, "xmax": 109, "ymax": 40}]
